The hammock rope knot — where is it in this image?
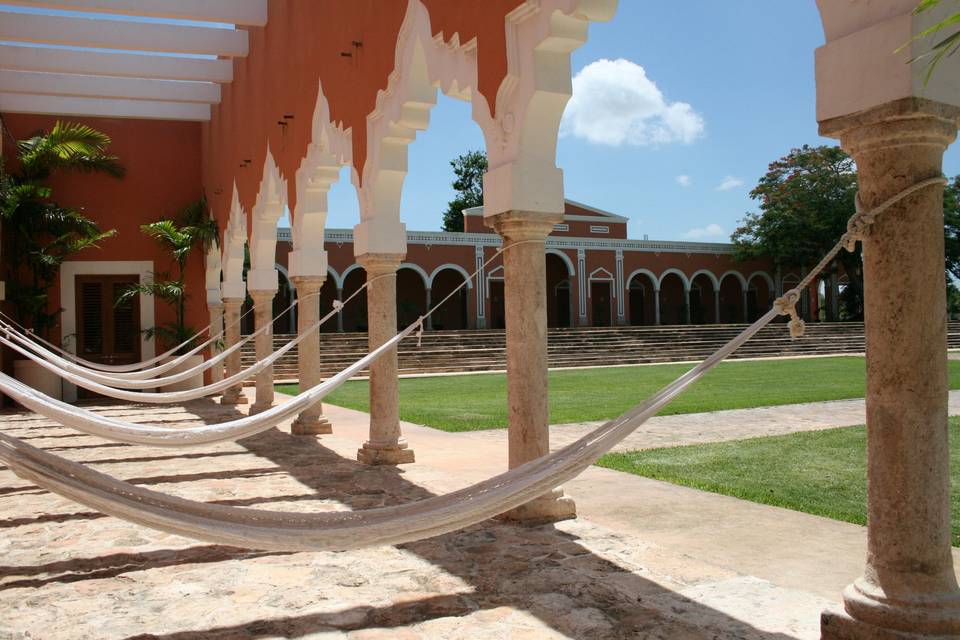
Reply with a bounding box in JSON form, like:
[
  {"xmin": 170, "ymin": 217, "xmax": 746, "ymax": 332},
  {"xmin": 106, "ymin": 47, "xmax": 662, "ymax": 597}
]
[{"xmin": 773, "ymin": 289, "xmax": 805, "ymax": 339}]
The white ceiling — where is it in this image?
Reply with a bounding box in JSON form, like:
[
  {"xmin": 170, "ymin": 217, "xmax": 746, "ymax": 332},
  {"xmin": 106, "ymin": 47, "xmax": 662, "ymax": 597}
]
[{"xmin": 0, "ymin": 0, "xmax": 268, "ymax": 121}]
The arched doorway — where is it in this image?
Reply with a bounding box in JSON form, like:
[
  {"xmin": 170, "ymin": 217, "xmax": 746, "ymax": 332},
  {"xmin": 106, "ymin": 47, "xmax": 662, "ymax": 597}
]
[
  {"xmin": 658, "ymin": 272, "xmax": 687, "ymax": 325},
  {"xmin": 396, "ymin": 266, "xmax": 427, "ymax": 330},
  {"xmin": 747, "ymin": 273, "xmax": 773, "ymax": 322},
  {"xmin": 589, "ymin": 269, "xmax": 614, "ymax": 327},
  {"xmin": 486, "ymin": 267, "xmax": 505, "ymax": 330},
  {"xmin": 318, "ymin": 271, "xmax": 339, "ymax": 333},
  {"xmin": 719, "ymin": 273, "xmax": 746, "ymax": 323},
  {"xmin": 689, "ymin": 272, "xmax": 717, "ymax": 324},
  {"xmin": 627, "ymin": 271, "xmax": 657, "ymax": 325},
  {"xmin": 430, "ymin": 267, "xmax": 470, "ymax": 330},
  {"xmin": 341, "ymin": 266, "xmax": 368, "ymax": 332},
  {"xmin": 545, "ymin": 252, "xmax": 573, "ymax": 328}
]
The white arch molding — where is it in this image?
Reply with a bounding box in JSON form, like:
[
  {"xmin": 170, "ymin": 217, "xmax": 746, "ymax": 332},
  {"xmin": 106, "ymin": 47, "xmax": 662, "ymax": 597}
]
[
  {"xmin": 658, "ymin": 268, "xmax": 690, "ymax": 291},
  {"xmin": 718, "ymin": 270, "xmax": 748, "ymax": 290},
  {"xmin": 627, "ymin": 268, "xmax": 659, "ymax": 291},
  {"xmin": 545, "ymin": 248, "xmax": 575, "ymax": 277},
  {"xmin": 340, "ymin": 263, "xmax": 366, "ymax": 287},
  {"xmin": 397, "ymin": 262, "xmax": 431, "ymax": 288},
  {"xmin": 746, "ymin": 271, "xmax": 775, "ymax": 291},
  {"xmin": 690, "ymin": 269, "xmax": 720, "ymax": 291},
  {"xmin": 428, "ymin": 264, "xmax": 474, "ymax": 290},
  {"xmin": 326, "ymin": 266, "xmax": 343, "ymax": 291}
]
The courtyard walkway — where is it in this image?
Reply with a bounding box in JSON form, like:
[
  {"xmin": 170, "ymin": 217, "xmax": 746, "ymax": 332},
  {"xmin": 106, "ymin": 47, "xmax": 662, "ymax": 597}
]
[{"xmin": 1, "ymin": 389, "xmax": 958, "ymax": 639}]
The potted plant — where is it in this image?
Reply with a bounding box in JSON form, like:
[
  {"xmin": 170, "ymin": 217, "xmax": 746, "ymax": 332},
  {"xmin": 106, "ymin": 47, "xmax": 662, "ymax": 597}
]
[
  {"xmin": 0, "ymin": 122, "xmax": 122, "ymax": 399},
  {"xmin": 119, "ymin": 197, "xmax": 218, "ymax": 391}
]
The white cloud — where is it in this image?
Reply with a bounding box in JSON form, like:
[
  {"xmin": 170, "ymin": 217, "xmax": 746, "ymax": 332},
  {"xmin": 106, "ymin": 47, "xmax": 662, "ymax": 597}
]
[
  {"xmin": 675, "ymin": 175, "xmax": 692, "ymax": 188},
  {"xmin": 684, "ymin": 223, "xmax": 727, "ymax": 240},
  {"xmin": 560, "ymin": 58, "xmax": 705, "ymax": 147},
  {"xmin": 717, "ymin": 176, "xmax": 745, "ymax": 191}
]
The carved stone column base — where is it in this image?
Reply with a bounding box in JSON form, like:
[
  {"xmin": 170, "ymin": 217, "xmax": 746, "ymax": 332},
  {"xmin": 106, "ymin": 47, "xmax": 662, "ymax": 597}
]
[
  {"xmin": 821, "ymin": 580, "xmax": 960, "ymax": 639},
  {"xmin": 220, "ymin": 392, "xmax": 248, "ymax": 406},
  {"xmin": 249, "ymin": 402, "xmax": 273, "ymax": 415},
  {"xmin": 499, "ymin": 487, "xmax": 576, "ymax": 524},
  {"xmin": 357, "ymin": 439, "xmax": 415, "ymax": 465},
  {"xmin": 291, "ymin": 416, "xmax": 333, "ymax": 436}
]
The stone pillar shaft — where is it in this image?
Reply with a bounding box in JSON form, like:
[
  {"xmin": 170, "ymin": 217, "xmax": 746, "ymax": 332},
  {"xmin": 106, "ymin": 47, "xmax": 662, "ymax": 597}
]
[
  {"xmin": 220, "ymin": 297, "xmax": 247, "ymax": 405},
  {"xmin": 249, "ymin": 290, "xmax": 276, "ymax": 413},
  {"xmin": 490, "ymin": 211, "xmax": 576, "ymax": 522},
  {"xmin": 356, "ymin": 254, "xmax": 414, "ymax": 465},
  {"xmin": 208, "ymin": 302, "xmax": 224, "ymax": 385},
  {"xmin": 654, "ymin": 289, "xmax": 661, "ymax": 325},
  {"xmin": 291, "ymin": 277, "xmax": 332, "ymax": 435},
  {"xmin": 820, "ymin": 99, "xmax": 960, "ymax": 639}
]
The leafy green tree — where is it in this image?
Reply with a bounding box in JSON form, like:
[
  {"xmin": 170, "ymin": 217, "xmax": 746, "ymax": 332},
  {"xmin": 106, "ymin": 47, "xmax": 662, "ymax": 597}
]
[
  {"xmin": 944, "ymin": 175, "xmax": 960, "ymax": 280},
  {"xmin": 441, "ymin": 150, "xmax": 487, "ymax": 232},
  {"xmin": 732, "ymin": 145, "xmax": 862, "ymax": 319},
  {"xmin": 119, "ymin": 197, "xmax": 218, "ymax": 353},
  {"xmin": 0, "ymin": 121, "xmax": 123, "ymax": 337}
]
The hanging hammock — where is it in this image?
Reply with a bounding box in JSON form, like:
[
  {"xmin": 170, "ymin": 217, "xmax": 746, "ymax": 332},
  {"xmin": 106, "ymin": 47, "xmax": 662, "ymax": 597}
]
[{"xmin": 0, "ymin": 177, "xmax": 942, "ymax": 552}]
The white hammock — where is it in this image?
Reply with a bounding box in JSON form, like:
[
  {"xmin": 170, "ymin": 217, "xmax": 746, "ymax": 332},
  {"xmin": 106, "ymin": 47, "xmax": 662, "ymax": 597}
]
[
  {"xmin": 0, "ymin": 319, "xmax": 419, "ymax": 443},
  {"xmin": 0, "ymin": 307, "xmax": 780, "ymax": 551},
  {"xmin": 0, "ymin": 290, "xmax": 355, "ymax": 391},
  {"xmin": 0, "ymin": 294, "xmax": 299, "ymax": 381},
  {"xmin": 0, "ymin": 178, "xmax": 940, "ymax": 552}
]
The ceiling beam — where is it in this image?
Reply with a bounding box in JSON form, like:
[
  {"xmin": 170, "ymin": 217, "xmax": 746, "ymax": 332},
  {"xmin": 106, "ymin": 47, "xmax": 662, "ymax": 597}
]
[
  {"xmin": 0, "ymin": 11, "xmax": 248, "ymax": 57},
  {"xmin": 0, "ymin": 44, "xmax": 233, "ymax": 82},
  {"xmin": 0, "ymin": 91, "xmax": 210, "ymax": 120},
  {"xmin": 0, "ymin": 69, "xmax": 220, "ymax": 103},
  {"xmin": 0, "ymin": 0, "xmax": 268, "ymax": 26}
]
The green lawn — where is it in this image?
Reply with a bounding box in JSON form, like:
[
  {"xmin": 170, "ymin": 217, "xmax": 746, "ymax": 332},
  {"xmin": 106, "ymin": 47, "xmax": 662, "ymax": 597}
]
[
  {"xmin": 598, "ymin": 419, "xmax": 960, "ymax": 545},
  {"xmin": 278, "ymin": 356, "xmax": 960, "ymax": 432}
]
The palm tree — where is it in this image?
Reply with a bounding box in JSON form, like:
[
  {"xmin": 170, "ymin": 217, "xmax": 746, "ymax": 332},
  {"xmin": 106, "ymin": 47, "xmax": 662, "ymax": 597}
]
[
  {"xmin": 119, "ymin": 196, "xmax": 218, "ymax": 353},
  {"xmin": 904, "ymin": 0, "xmax": 960, "ymax": 83},
  {"xmin": 0, "ymin": 121, "xmax": 123, "ymax": 337}
]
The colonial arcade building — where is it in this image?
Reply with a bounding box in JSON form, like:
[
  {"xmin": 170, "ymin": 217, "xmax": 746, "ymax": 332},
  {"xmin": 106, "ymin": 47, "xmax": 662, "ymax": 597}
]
[{"xmin": 270, "ymin": 199, "xmax": 778, "ymax": 333}]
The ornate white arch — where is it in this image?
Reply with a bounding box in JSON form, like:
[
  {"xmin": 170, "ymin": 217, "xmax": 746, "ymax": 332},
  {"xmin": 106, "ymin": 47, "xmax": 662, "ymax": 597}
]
[
  {"xmin": 429, "ymin": 264, "xmax": 473, "ymax": 290},
  {"xmin": 204, "ymin": 208, "xmax": 222, "ymax": 306},
  {"xmin": 546, "ymin": 249, "xmax": 575, "ymax": 277},
  {"xmin": 397, "ymin": 262, "xmax": 430, "ymax": 288},
  {"xmin": 658, "ymin": 268, "xmax": 690, "ymax": 291},
  {"xmin": 290, "ymin": 82, "xmax": 353, "ymax": 279},
  {"xmin": 627, "ymin": 268, "xmax": 658, "ymax": 291},
  {"xmin": 222, "ymin": 185, "xmax": 247, "ymax": 301},
  {"xmin": 690, "ymin": 269, "xmax": 720, "ymax": 291},
  {"xmin": 718, "ymin": 270, "xmax": 748, "ymax": 290},
  {"xmin": 247, "ymin": 149, "xmax": 286, "ymax": 293}
]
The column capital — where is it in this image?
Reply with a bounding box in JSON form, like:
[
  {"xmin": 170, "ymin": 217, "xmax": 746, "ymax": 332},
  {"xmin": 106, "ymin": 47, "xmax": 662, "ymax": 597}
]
[
  {"xmin": 290, "ymin": 275, "xmax": 326, "ymax": 292},
  {"xmin": 486, "ymin": 210, "xmax": 563, "ymax": 242},
  {"xmin": 820, "ymin": 98, "xmax": 960, "ymax": 154},
  {"xmin": 248, "ymin": 289, "xmax": 275, "ymax": 306},
  {"xmin": 222, "ymin": 296, "xmax": 244, "ymax": 307},
  {"xmin": 207, "ymin": 300, "xmax": 224, "ymax": 311},
  {"xmin": 357, "ymin": 252, "xmax": 405, "ymax": 275}
]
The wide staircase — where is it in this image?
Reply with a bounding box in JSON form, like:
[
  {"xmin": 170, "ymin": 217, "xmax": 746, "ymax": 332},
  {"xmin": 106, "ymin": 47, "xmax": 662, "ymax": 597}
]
[{"xmin": 242, "ymin": 322, "xmax": 960, "ymax": 383}]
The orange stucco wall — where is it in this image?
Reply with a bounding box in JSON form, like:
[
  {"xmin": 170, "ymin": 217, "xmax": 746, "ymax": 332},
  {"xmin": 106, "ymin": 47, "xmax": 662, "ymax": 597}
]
[
  {"xmin": 202, "ymin": 0, "xmax": 523, "ymax": 230},
  {"xmin": 0, "ymin": 114, "xmax": 206, "ymax": 348}
]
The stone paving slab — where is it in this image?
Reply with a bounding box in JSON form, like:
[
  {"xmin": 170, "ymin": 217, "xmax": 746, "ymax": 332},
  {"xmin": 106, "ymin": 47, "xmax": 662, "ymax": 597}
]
[{"xmin": 0, "ymin": 392, "xmax": 837, "ymax": 640}]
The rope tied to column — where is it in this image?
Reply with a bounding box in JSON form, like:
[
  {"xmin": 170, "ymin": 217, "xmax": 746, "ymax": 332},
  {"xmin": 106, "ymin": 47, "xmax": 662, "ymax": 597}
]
[
  {"xmin": 415, "ymin": 316, "xmax": 426, "ymax": 347},
  {"xmin": 774, "ymin": 175, "xmax": 948, "ymax": 339}
]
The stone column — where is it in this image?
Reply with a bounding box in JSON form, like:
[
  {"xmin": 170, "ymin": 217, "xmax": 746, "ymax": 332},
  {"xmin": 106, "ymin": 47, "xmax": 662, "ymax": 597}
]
[
  {"xmin": 356, "ymin": 254, "xmax": 415, "ymax": 465},
  {"xmin": 219, "ymin": 297, "xmax": 247, "ymax": 405},
  {"xmin": 489, "ymin": 211, "xmax": 576, "ymax": 522},
  {"xmin": 683, "ymin": 288, "xmax": 691, "ymax": 324},
  {"xmin": 742, "ymin": 289, "xmax": 749, "ymax": 323},
  {"xmin": 290, "ymin": 276, "xmax": 332, "ymax": 435},
  {"xmin": 208, "ymin": 301, "xmax": 224, "ymax": 385},
  {"xmin": 820, "ymin": 99, "xmax": 960, "ymax": 639},
  {"xmin": 654, "ymin": 289, "xmax": 661, "ymax": 325},
  {"xmin": 713, "ymin": 290, "xmax": 720, "ymax": 325},
  {"xmin": 249, "ymin": 290, "xmax": 276, "ymax": 413},
  {"xmin": 425, "ymin": 288, "xmax": 433, "ymax": 331}
]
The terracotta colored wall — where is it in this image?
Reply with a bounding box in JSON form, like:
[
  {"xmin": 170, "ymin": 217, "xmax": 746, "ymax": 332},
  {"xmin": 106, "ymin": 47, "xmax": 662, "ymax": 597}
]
[
  {"xmin": 1, "ymin": 114, "xmax": 205, "ymax": 347},
  {"xmin": 202, "ymin": 0, "xmax": 524, "ymax": 230}
]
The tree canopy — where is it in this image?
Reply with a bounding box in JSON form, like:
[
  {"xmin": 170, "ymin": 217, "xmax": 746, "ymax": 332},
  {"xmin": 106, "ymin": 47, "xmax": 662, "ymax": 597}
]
[{"xmin": 441, "ymin": 150, "xmax": 487, "ymax": 232}]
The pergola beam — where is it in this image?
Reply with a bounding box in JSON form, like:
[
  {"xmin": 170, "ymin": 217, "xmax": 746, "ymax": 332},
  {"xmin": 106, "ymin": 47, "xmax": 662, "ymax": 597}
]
[
  {"xmin": 0, "ymin": 11, "xmax": 248, "ymax": 57},
  {"xmin": 0, "ymin": 91, "xmax": 210, "ymax": 120},
  {"xmin": 0, "ymin": 0, "xmax": 268, "ymax": 26},
  {"xmin": 0, "ymin": 45, "xmax": 233, "ymax": 82},
  {"xmin": 0, "ymin": 69, "xmax": 220, "ymax": 103}
]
